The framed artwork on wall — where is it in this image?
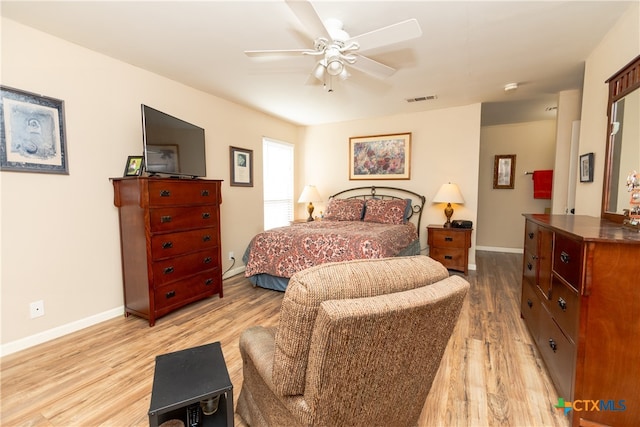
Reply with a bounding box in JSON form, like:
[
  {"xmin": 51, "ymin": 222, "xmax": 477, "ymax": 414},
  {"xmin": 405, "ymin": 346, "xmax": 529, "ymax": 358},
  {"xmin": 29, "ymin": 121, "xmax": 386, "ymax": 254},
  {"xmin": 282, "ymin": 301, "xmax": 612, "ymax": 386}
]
[
  {"xmin": 0, "ymin": 86, "xmax": 69, "ymax": 174},
  {"xmin": 493, "ymin": 154, "xmax": 516, "ymax": 189},
  {"xmin": 230, "ymin": 146, "xmax": 253, "ymax": 187},
  {"xmin": 349, "ymin": 132, "xmax": 411, "ymax": 180},
  {"xmin": 580, "ymin": 152, "xmax": 594, "ymax": 183}
]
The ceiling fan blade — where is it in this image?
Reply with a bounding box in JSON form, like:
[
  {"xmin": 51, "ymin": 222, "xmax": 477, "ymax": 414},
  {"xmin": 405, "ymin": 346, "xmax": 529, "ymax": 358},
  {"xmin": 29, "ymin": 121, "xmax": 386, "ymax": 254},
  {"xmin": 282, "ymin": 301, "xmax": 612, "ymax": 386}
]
[
  {"xmin": 285, "ymin": 0, "xmax": 331, "ymax": 40},
  {"xmin": 350, "ymin": 54, "xmax": 396, "ymax": 79},
  {"xmin": 244, "ymin": 49, "xmax": 315, "ymax": 57},
  {"xmin": 348, "ymin": 19, "xmax": 422, "ymax": 52}
]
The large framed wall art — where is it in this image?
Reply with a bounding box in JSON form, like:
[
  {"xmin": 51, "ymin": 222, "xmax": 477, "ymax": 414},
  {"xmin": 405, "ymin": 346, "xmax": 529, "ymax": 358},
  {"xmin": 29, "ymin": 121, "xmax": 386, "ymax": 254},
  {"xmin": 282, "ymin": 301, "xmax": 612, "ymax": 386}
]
[
  {"xmin": 0, "ymin": 86, "xmax": 68, "ymax": 174},
  {"xmin": 349, "ymin": 132, "xmax": 411, "ymax": 180}
]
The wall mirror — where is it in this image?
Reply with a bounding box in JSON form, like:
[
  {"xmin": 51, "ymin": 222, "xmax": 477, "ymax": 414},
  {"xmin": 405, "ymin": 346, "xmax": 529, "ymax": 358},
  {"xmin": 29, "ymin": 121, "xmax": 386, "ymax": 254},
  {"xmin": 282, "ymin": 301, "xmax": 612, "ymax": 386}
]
[{"xmin": 601, "ymin": 55, "xmax": 640, "ymax": 223}]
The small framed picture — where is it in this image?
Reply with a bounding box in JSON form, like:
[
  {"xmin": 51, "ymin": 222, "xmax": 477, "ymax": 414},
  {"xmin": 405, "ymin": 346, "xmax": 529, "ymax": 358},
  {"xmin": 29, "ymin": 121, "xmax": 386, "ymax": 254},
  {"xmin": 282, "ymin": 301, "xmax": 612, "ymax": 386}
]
[
  {"xmin": 124, "ymin": 155, "xmax": 144, "ymax": 176},
  {"xmin": 493, "ymin": 154, "xmax": 516, "ymax": 189},
  {"xmin": 0, "ymin": 86, "xmax": 68, "ymax": 174},
  {"xmin": 230, "ymin": 146, "xmax": 253, "ymax": 187},
  {"xmin": 580, "ymin": 153, "xmax": 594, "ymax": 183}
]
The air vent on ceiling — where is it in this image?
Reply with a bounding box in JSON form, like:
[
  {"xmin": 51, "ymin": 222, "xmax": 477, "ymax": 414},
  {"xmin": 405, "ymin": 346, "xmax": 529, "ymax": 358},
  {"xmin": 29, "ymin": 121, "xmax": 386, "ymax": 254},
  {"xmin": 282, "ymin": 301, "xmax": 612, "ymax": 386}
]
[{"xmin": 406, "ymin": 95, "xmax": 438, "ymax": 103}]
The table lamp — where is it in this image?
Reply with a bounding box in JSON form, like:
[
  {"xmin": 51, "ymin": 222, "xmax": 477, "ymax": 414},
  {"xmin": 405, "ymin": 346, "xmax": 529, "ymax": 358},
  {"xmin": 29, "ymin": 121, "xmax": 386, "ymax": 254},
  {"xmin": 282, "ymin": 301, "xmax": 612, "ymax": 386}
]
[
  {"xmin": 298, "ymin": 185, "xmax": 322, "ymax": 221},
  {"xmin": 432, "ymin": 182, "xmax": 465, "ymax": 227}
]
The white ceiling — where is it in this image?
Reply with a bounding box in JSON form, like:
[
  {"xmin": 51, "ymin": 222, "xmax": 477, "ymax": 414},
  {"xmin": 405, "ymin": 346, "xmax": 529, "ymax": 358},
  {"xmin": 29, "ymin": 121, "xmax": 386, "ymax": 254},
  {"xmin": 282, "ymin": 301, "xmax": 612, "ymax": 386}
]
[{"xmin": 1, "ymin": 1, "xmax": 635, "ymax": 126}]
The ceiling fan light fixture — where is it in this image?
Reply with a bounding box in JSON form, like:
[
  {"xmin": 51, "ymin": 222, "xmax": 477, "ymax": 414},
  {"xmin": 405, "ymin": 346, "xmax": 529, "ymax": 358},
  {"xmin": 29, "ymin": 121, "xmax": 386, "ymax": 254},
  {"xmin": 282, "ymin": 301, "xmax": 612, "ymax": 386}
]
[
  {"xmin": 326, "ymin": 57, "xmax": 344, "ymax": 76},
  {"xmin": 338, "ymin": 68, "xmax": 350, "ymax": 80},
  {"xmin": 313, "ymin": 61, "xmax": 326, "ymax": 79}
]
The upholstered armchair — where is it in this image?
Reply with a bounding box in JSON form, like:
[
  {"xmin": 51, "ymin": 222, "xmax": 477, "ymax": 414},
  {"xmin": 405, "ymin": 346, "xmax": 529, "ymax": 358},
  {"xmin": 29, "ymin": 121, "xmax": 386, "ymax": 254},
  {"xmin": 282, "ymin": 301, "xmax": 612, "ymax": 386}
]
[{"xmin": 236, "ymin": 255, "xmax": 470, "ymax": 427}]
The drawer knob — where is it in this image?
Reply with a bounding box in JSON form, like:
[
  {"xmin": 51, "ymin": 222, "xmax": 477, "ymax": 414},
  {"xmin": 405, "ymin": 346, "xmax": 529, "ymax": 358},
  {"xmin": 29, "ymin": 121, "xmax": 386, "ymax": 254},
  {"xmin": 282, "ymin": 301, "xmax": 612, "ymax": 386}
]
[
  {"xmin": 527, "ymin": 262, "xmax": 533, "ymax": 271},
  {"xmin": 160, "ymin": 216, "xmax": 172, "ymax": 223},
  {"xmin": 203, "ymin": 257, "xmax": 212, "ymax": 264},
  {"xmin": 560, "ymin": 251, "xmax": 571, "ymax": 264},
  {"xmin": 444, "ymin": 255, "xmax": 453, "ymax": 260},
  {"xmin": 202, "ymin": 235, "xmax": 211, "ymax": 242},
  {"xmin": 528, "ymin": 232, "xmax": 534, "ymax": 239},
  {"xmin": 165, "ymin": 290, "xmax": 176, "ymax": 299},
  {"xmin": 163, "ymin": 266, "xmax": 174, "ymax": 275},
  {"xmin": 548, "ymin": 338, "xmax": 557, "ymax": 353},
  {"xmin": 205, "ymin": 278, "xmax": 213, "ymax": 286},
  {"xmin": 444, "ymin": 237, "xmax": 453, "ymax": 242},
  {"xmin": 202, "ymin": 212, "xmax": 211, "ymax": 219},
  {"xmin": 557, "ymin": 297, "xmax": 567, "ymax": 311},
  {"xmin": 527, "ymin": 299, "xmax": 533, "ymax": 309},
  {"xmin": 161, "ymin": 241, "xmax": 173, "ymax": 249},
  {"xmin": 201, "ymin": 189, "xmax": 210, "ymax": 196},
  {"xmin": 160, "ymin": 190, "xmax": 171, "ymax": 197}
]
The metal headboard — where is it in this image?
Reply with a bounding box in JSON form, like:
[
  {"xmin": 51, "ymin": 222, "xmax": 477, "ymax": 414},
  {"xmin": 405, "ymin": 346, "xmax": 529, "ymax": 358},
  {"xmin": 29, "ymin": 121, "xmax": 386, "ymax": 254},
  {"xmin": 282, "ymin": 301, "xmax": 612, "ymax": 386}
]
[{"xmin": 329, "ymin": 186, "xmax": 427, "ymax": 237}]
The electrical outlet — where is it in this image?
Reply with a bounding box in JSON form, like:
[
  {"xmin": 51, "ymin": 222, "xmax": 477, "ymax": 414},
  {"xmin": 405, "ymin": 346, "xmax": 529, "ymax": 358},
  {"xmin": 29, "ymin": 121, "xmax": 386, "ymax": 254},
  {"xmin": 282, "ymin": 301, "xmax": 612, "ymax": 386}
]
[
  {"xmin": 228, "ymin": 251, "xmax": 234, "ymax": 260},
  {"xmin": 30, "ymin": 300, "xmax": 44, "ymax": 318}
]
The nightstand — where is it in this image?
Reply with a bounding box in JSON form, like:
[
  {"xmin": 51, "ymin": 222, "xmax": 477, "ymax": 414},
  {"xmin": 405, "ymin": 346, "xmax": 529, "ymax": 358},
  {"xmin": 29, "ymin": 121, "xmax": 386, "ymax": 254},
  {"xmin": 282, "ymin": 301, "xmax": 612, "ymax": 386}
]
[{"xmin": 427, "ymin": 225, "xmax": 472, "ymax": 275}]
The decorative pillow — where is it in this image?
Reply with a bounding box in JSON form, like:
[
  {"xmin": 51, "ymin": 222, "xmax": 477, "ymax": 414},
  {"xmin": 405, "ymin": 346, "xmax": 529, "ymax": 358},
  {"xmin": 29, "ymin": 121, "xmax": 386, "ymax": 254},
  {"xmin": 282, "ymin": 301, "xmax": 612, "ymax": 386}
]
[
  {"xmin": 363, "ymin": 199, "xmax": 408, "ymax": 224},
  {"xmin": 324, "ymin": 198, "xmax": 365, "ymax": 221}
]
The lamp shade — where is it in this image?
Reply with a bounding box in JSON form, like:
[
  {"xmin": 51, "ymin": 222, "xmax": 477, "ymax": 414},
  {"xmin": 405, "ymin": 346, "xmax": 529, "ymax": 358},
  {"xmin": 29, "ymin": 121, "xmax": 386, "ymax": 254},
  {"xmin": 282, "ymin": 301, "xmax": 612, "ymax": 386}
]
[
  {"xmin": 298, "ymin": 185, "xmax": 322, "ymax": 203},
  {"xmin": 432, "ymin": 183, "xmax": 465, "ymax": 204}
]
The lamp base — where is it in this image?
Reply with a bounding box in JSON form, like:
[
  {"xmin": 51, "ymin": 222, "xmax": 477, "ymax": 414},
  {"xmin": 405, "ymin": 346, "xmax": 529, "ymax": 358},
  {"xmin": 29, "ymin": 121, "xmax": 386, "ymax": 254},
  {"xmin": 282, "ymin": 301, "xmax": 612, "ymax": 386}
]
[
  {"xmin": 307, "ymin": 202, "xmax": 315, "ymax": 222},
  {"xmin": 443, "ymin": 203, "xmax": 454, "ymax": 228}
]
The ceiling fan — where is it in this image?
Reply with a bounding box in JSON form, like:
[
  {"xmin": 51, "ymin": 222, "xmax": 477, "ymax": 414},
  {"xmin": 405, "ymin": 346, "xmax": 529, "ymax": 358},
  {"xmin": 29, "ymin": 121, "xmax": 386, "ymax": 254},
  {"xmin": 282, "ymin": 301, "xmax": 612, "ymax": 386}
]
[{"xmin": 244, "ymin": 0, "xmax": 422, "ymax": 91}]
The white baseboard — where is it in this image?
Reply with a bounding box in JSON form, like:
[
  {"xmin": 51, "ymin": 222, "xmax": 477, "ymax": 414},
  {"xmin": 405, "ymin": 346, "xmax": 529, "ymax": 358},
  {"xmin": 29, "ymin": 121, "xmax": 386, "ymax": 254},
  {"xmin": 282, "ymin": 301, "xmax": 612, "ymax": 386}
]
[
  {"xmin": 1, "ymin": 306, "xmax": 124, "ymax": 357},
  {"xmin": 3, "ymin": 267, "xmax": 247, "ymax": 357},
  {"xmin": 223, "ymin": 265, "xmax": 245, "ymax": 279},
  {"xmin": 476, "ymin": 245, "xmax": 524, "ymax": 254}
]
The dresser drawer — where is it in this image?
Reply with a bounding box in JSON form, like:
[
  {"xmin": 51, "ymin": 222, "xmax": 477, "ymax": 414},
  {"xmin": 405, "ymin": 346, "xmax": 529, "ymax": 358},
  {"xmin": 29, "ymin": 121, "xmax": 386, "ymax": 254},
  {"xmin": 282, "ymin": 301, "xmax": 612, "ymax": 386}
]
[
  {"xmin": 154, "ymin": 270, "xmax": 221, "ymax": 311},
  {"xmin": 429, "ymin": 247, "xmax": 466, "ymax": 270},
  {"xmin": 549, "ymin": 276, "xmax": 579, "ymax": 343},
  {"xmin": 150, "ymin": 206, "xmax": 219, "ymax": 233},
  {"xmin": 148, "ymin": 180, "xmax": 220, "ymax": 207},
  {"xmin": 524, "ymin": 220, "xmax": 539, "ymax": 254},
  {"xmin": 152, "ymin": 250, "xmax": 220, "ymax": 286},
  {"xmin": 150, "ymin": 227, "xmax": 219, "ymax": 260},
  {"xmin": 537, "ymin": 305, "xmax": 576, "ymax": 399},
  {"xmin": 523, "ymin": 249, "xmax": 537, "ymax": 288},
  {"xmin": 521, "ymin": 279, "xmax": 541, "ymax": 341},
  {"xmin": 553, "ymin": 234, "xmax": 582, "ymax": 291}
]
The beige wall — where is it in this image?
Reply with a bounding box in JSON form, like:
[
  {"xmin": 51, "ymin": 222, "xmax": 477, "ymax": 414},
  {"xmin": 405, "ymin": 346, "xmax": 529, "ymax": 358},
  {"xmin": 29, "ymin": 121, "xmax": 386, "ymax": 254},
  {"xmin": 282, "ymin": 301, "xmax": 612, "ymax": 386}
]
[
  {"xmin": 1, "ymin": 1, "xmax": 638, "ymax": 355},
  {"xmin": 575, "ymin": 2, "xmax": 639, "ymax": 216},
  {"xmin": 297, "ymin": 105, "xmax": 482, "ymax": 262},
  {"xmin": 553, "ymin": 89, "xmax": 582, "ymax": 214},
  {"xmin": 0, "ymin": 19, "xmax": 298, "ymax": 354},
  {"xmin": 477, "ymin": 121, "xmax": 557, "ymax": 250}
]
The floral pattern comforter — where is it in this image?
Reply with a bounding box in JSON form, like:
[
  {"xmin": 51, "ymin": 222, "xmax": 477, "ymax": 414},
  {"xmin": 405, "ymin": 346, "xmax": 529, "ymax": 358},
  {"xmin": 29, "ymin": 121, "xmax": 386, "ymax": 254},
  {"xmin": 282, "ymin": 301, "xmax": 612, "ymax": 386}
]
[{"xmin": 244, "ymin": 220, "xmax": 418, "ymax": 279}]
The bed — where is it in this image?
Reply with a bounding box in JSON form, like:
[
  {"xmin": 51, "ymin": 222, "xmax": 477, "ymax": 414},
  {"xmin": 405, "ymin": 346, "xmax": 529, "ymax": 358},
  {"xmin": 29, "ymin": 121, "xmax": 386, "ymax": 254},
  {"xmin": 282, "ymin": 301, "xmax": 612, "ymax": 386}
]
[{"xmin": 243, "ymin": 186, "xmax": 426, "ymax": 291}]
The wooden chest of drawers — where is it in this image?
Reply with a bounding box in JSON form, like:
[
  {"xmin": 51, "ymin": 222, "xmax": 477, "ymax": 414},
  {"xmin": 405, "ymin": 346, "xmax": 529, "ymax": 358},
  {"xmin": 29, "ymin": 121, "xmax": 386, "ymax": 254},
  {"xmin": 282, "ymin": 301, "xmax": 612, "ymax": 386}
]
[
  {"xmin": 113, "ymin": 177, "xmax": 223, "ymax": 326},
  {"xmin": 427, "ymin": 225, "xmax": 472, "ymax": 274},
  {"xmin": 521, "ymin": 214, "xmax": 640, "ymax": 427}
]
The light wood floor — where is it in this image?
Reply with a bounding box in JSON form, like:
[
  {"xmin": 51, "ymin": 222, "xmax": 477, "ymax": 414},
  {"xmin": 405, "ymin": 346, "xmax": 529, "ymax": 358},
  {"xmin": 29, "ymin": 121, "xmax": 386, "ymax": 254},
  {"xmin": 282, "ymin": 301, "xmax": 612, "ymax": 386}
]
[{"xmin": 1, "ymin": 252, "xmax": 569, "ymax": 426}]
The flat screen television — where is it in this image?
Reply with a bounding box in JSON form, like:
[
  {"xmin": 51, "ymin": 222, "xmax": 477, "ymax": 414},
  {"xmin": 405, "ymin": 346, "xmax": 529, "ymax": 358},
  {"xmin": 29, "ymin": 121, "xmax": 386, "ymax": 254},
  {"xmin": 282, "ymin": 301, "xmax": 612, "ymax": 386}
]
[{"xmin": 141, "ymin": 104, "xmax": 206, "ymax": 178}]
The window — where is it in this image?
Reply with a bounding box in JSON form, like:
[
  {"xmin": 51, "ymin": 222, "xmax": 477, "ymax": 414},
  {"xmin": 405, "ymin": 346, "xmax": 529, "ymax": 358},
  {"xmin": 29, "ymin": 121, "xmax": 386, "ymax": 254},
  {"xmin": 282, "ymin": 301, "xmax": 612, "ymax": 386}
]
[{"xmin": 263, "ymin": 138, "xmax": 294, "ymax": 230}]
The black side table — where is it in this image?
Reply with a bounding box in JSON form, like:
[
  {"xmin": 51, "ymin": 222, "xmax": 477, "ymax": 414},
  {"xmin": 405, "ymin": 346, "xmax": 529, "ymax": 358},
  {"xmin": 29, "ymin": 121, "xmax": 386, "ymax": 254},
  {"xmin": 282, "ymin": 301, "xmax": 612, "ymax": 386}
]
[{"xmin": 149, "ymin": 342, "xmax": 234, "ymax": 427}]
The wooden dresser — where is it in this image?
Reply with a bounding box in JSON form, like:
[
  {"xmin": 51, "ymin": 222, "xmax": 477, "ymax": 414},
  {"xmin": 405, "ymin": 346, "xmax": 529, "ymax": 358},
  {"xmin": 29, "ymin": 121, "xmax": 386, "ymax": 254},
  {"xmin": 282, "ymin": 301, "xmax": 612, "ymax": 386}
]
[
  {"xmin": 427, "ymin": 225, "xmax": 472, "ymax": 275},
  {"xmin": 521, "ymin": 214, "xmax": 640, "ymax": 427},
  {"xmin": 113, "ymin": 177, "xmax": 223, "ymax": 326}
]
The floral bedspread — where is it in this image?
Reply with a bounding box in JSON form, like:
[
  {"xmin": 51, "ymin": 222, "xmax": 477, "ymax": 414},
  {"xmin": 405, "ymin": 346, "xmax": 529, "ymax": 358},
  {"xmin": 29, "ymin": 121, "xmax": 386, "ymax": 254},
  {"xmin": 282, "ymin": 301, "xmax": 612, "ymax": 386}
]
[{"xmin": 244, "ymin": 220, "xmax": 418, "ymax": 279}]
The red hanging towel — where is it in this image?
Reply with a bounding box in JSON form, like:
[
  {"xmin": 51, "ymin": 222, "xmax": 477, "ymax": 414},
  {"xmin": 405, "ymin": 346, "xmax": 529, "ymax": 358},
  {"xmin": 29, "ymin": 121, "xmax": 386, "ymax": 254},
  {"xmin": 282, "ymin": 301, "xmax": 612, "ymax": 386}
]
[{"xmin": 532, "ymin": 170, "xmax": 553, "ymax": 199}]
